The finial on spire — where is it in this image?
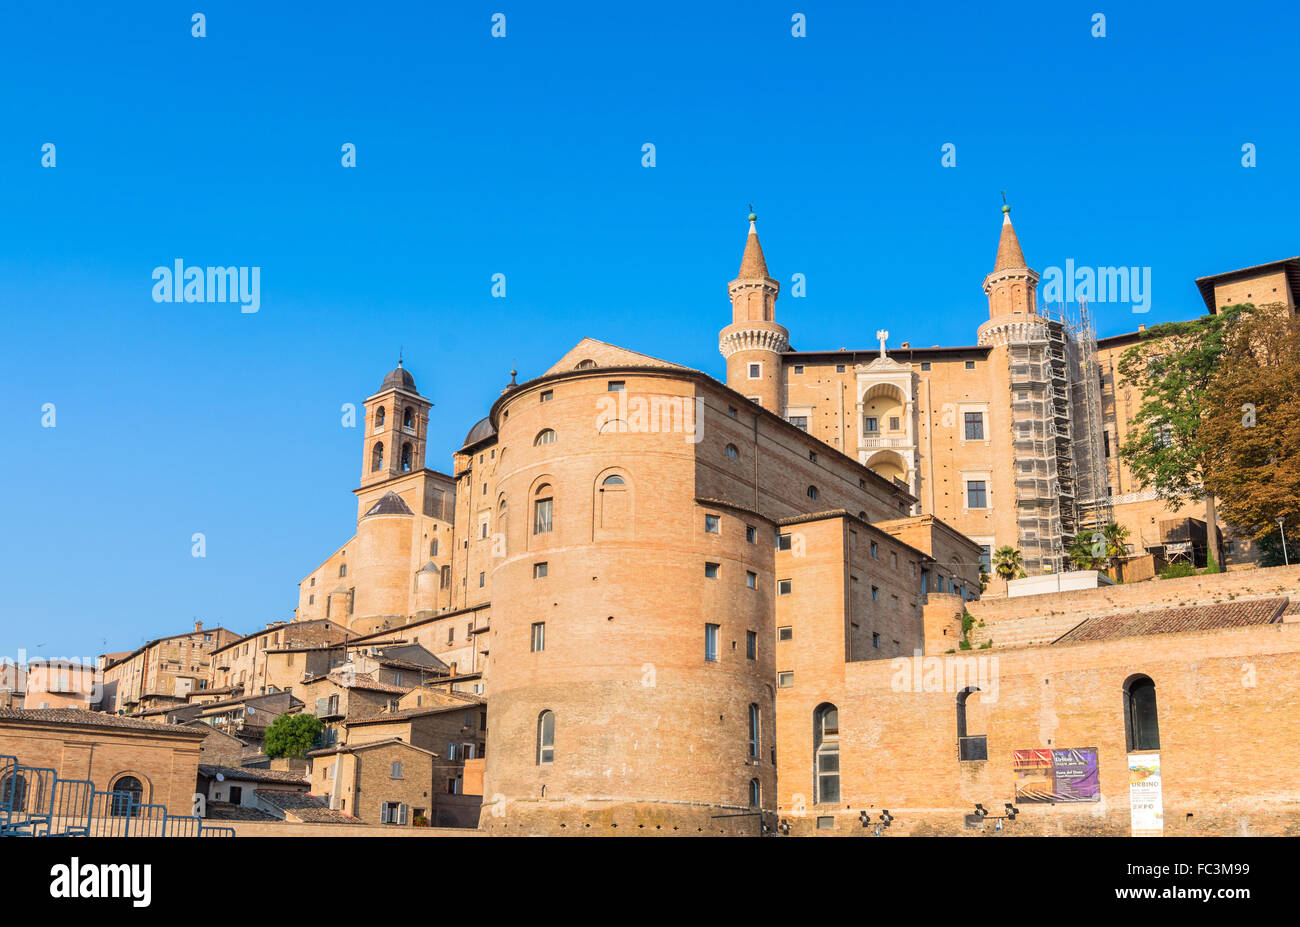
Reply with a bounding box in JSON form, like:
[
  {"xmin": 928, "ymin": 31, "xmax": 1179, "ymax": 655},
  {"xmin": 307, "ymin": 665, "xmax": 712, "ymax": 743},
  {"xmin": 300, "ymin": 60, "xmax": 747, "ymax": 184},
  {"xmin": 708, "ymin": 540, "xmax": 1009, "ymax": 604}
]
[
  {"xmin": 398, "ymin": 346, "xmax": 404, "ymax": 367},
  {"xmin": 1000, "ymin": 191, "xmax": 1010, "ymax": 216},
  {"xmin": 748, "ymin": 203, "xmax": 757, "ymax": 223}
]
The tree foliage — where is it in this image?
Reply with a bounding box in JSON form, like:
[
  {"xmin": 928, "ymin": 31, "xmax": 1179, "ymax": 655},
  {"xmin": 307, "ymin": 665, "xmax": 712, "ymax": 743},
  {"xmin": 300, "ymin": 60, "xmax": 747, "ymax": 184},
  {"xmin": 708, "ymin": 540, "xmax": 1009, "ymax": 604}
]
[
  {"xmin": 263, "ymin": 712, "xmax": 324, "ymax": 759},
  {"xmin": 992, "ymin": 545, "xmax": 1025, "ymax": 581},
  {"xmin": 1199, "ymin": 305, "xmax": 1300, "ymax": 542},
  {"xmin": 1116, "ymin": 306, "xmax": 1246, "ymax": 505}
]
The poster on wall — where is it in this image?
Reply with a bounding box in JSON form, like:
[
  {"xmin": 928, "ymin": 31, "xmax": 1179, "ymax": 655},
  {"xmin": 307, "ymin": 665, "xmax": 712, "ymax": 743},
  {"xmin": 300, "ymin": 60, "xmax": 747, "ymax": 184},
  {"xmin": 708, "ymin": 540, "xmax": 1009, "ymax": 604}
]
[
  {"xmin": 1012, "ymin": 748, "xmax": 1100, "ymax": 802},
  {"xmin": 1128, "ymin": 753, "xmax": 1163, "ymax": 836}
]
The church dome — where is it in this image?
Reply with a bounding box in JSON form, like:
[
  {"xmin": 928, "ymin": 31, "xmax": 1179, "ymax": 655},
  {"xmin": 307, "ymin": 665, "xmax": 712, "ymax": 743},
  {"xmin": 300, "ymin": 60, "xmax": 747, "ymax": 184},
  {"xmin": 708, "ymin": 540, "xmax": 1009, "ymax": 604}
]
[
  {"xmin": 462, "ymin": 416, "xmax": 497, "ymax": 448},
  {"xmin": 379, "ymin": 362, "xmax": 417, "ymax": 394}
]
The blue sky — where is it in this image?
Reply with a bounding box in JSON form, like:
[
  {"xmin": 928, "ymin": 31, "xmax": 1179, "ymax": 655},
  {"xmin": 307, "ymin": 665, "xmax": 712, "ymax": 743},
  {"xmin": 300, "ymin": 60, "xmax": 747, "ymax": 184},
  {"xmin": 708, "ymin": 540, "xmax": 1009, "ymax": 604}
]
[{"xmin": 2, "ymin": 1, "xmax": 1296, "ymax": 657}]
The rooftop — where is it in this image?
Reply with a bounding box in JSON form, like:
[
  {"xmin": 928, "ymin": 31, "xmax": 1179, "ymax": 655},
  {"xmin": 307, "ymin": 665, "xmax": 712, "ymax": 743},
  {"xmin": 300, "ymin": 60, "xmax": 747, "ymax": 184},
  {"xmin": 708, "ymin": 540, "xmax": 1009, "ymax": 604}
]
[{"xmin": 1053, "ymin": 597, "xmax": 1287, "ymax": 645}]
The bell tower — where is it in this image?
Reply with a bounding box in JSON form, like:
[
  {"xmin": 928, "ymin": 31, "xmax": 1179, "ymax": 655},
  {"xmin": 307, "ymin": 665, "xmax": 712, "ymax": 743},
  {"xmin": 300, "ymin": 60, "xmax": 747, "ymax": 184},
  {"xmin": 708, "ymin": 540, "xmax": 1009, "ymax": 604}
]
[
  {"xmin": 719, "ymin": 212, "xmax": 789, "ymax": 413},
  {"xmin": 360, "ymin": 359, "xmax": 431, "ymax": 488}
]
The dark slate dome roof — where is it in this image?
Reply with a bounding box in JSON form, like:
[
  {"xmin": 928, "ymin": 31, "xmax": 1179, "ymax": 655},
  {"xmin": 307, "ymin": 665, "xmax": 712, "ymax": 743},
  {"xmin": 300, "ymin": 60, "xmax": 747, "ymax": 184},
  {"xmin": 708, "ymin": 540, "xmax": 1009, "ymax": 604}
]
[
  {"xmin": 463, "ymin": 416, "xmax": 496, "ymax": 448},
  {"xmin": 363, "ymin": 491, "xmax": 414, "ymax": 517},
  {"xmin": 379, "ymin": 363, "xmax": 417, "ymax": 393}
]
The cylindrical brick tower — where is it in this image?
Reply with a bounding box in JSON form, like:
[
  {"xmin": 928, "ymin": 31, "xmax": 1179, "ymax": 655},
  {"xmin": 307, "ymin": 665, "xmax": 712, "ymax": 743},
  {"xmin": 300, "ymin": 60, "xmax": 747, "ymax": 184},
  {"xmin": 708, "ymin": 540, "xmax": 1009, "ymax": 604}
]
[
  {"xmin": 719, "ymin": 213, "xmax": 788, "ymax": 415},
  {"xmin": 479, "ymin": 368, "xmax": 777, "ymax": 835}
]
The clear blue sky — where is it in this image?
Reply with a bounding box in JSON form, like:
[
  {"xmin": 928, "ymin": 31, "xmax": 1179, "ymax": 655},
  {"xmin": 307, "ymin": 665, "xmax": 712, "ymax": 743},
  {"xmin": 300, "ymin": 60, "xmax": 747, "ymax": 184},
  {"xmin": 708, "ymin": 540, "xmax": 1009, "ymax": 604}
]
[{"xmin": 2, "ymin": 1, "xmax": 1296, "ymax": 657}]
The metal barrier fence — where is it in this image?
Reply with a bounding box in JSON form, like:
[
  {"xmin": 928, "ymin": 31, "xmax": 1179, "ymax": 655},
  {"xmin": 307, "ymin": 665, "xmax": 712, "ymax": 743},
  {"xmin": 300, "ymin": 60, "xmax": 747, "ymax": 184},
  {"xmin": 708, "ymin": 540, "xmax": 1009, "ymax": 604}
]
[{"xmin": 0, "ymin": 754, "xmax": 232, "ymax": 838}]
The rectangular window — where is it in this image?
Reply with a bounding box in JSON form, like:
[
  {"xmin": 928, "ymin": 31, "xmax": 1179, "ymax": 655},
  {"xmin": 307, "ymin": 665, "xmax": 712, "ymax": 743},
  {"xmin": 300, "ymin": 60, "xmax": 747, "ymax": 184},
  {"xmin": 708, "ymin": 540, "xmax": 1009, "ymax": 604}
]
[
  {"xmin": 705, "ymin": 624, "xmax": 719, "ymax": 662},
  {"xmin": 539, "ymin": 390, "xmax": 553, "ymax": 402},
  {"xmin": 1103, "ymin": 430, "xmax": 1111, "ymax": 457},
  {"xmin": 390, "ymin": 761, "xmax": 403, "ymax": 779},
  {"xmin": 836, "ymin": 364, "xmax": 845, "ymax": 373},
  {"xmin": 530, "ymin": 622, "xmax": 545, "ymax": 652},
  {"xmin": 534, "ymin": 497, "xmax": 553, "ymax": 534},
  {"xmin": 705, "ymin": 562, "xmax": 720, "ymax": 578},
  {"xmin": 746, "ymin": 630, "xmax": 757, "ymax": 659},
  {"xmin": 534, "ymin": 561, "xmax": 548, "ymax": 578},
  {"xmin": 777, "ymin": 533, "xmax": 792, "ymax": 551},
  {"xmin": 964, "ymin": 412, "xmax": 985, "ymax": 440},
  {"xmin": 793, "ymin": 365, "xmax": 804, "ymax": 374},
  {"xmin": 478, "ymin": 572, "xmax": 485, "ymax": 588},
  {"xmin": 921, "ymin": 361, "xmax": 931, "ymax": 371},
  {"xmin": 777, "ymin": 626, "xmax": 793, "ymax": 642},
  {"xmin": 746, "ymin": 571, "xmax": 757, "ymax": 588},
  {"xmin": 966, "ymin": 480, "xmax": 987, "ymax": 508},
  {"xmin": 705, "ymin": 514, "xmax": 720, "ymax": 534},
  {"xmin": 448, "ymin": 627, "xmax": 455, "ymax": 644},
  {"xmin": 965, "ymin": 360, "xmax": 975, "ymax": 370},
  {"xmin": 808, "ymin": 450, "xmax": 817, "ymax": 462},
  {"xmin": 745, "ymin": 525, "xmax": 757, "ymax": 543},
  {"xmin": 777, "ymin": 671, "xmax": 794, "ymax": 688},
  {"xmin": 777, "ymin": 579, "xmax": 792, "ymax": 595},
  {"xmin": 979, "ymin": 545, "xmax": 992, "ymax": 575},
  {"xmin": 607, "ymin": 380, "xmax": 625, "ymax": 391},
  {"xmin": 889, "ymin": 416, "xmax": 900, "ymax": 431},
  {"xmin": 872, "ymin": 632, "xmax": 880, "ymax": 648},
  {"xmin": 871, "ymin": 585, "xmax": 880, "ymax": 601},
  {"xmin": 864, "ymin": 416, "xmax": 878, "ymax": 433},
  {"xmin": 748, "ymin": 363, "xmax": 761, "ymax": 379},
  {"xmin": 870, "ymin": 540, "xmax": 878, "ymax": 559},
  {"xmin": 788, "ymin": 416, "xmax": 808, "ymax": 431}
]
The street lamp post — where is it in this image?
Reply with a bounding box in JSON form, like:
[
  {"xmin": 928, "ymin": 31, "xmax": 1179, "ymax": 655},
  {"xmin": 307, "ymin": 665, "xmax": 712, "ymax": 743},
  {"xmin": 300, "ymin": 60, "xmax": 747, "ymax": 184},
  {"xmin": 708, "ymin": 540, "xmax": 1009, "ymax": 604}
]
[{"xmin": 1279, "ymin": 517, "xmax": 1290, "ymax": 566}]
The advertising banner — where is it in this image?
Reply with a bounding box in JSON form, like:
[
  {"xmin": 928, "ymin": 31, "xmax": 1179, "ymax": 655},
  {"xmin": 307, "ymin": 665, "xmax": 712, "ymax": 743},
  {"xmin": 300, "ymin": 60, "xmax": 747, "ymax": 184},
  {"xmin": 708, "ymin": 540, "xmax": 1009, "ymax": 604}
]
[
  {"xmin": 1013, "ymin": 747, "xmax": 1100, "ymax": 802},
  {"xmin": 1128, "ymin": 753, "xmax": 1163, "ymax": 835}
]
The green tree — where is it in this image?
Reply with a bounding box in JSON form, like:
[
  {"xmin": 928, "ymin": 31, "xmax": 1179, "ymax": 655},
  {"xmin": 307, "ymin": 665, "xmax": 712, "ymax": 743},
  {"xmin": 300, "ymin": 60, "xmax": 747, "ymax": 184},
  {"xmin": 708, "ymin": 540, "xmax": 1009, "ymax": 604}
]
[
  {"xmin": 992, "ymin": 545, "xmax": 1025, "ymax": 581},
  {"xmin": 1066, "ymin": 532, "xmax": 1107, "ymax": 571},
  {"xmin": 1103, "ymin": 522, "xmax": 1131, "ymax": 572},
  {"xmin": 1200, "ymin": 304, "xmax": 1300, "ymax": 550},
  {"xmin": 263, "ymin": 712, "xmax": 323, "ymax": 759},
  {"xmin": 1117, "ymin": 305, "xmax": 1247, "ymax": 562}
]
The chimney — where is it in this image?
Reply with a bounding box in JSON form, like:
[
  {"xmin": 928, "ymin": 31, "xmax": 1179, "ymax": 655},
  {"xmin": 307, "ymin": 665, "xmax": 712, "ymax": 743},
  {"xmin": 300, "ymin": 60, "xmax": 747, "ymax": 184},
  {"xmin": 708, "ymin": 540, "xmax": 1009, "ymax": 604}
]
[
  {"xmin": 194, "ymin": 620, "xmax": 204, "ymax": 632},
  {"xmin": 1138, "ymin": 324, "xmax": 1145, "ymax": 332}
]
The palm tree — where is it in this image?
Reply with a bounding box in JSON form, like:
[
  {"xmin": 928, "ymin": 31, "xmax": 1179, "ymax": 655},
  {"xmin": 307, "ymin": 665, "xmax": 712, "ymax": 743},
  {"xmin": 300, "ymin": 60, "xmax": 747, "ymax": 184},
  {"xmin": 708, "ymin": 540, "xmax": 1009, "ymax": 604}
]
[
  {"xmin": 1067, "ymin": 532, "xmax": 1107, "ymax": 571},
  {"xmin": 992, "ymin": 545, "xmax": 1026, "ymax": 581},
  {"xmin": 1103, "ymin": 522, "xmax": 1131, "ymax": 572}
]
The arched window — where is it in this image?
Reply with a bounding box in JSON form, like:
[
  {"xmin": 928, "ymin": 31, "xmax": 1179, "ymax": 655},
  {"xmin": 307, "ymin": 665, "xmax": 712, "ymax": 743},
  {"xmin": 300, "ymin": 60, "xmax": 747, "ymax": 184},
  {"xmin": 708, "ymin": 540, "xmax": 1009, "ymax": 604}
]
[
  {"xmin": 858, "ymin": 511, "xmax": 868, "ymax": 521},
  {"xmin": 1124, "ymin": 675, "xmax": 1160, "ymax": 751},
  {"xmin": 1, "ymin": 772, "xmax": 26, "ymax": 812},
  {"xmin": 400, "ymin": 442, "xmax": 412, "ymax": 472},
  {"xmin": 807, "ymin": 485, "xmax": 819, "ymax": 501},
  {"xmin": 957, "ymin": 687, "xmax": 987, "ymax": 761},
  {"xmin": 403, "ymin": 406, "xmax": 414, "ymax": 429},
  {"xmin": 724, "ymin": 444, "xmax": 739, "ymax": 460},
  {"xmin": 575, "ymin": 359, "xmax": 596, "ymax": 369},
  {"xmin": 537, "ymin": 710, "xmax": 555, "ymax": 765},
  {"xmin": 749, "ymin": 777, "xmax": 761, "ymax": 808},
  {"xmin": 534, "ymin": 485, "xmax": 553, "ymax": 534},
  {"xmin": 748, "ymin": 703, "xmax": 760, "ymax": 758},
  {"xmin": 534, "ymin": 429, "xmax": 557, "ymax": 446},
  {"xmin": 813, "ymin": 703, "xmax": 840, "ymax": 804},
  {"xmin": 601, "ymin": 474, "xmax": 625, "ymax": 486},
  {"xmin": 110, "ymin": 775, "xmax": 144, "ymax": 817},
  {"xmin": 374, "ymin": 406, "xmax": 386, "ymax": 431},
  {"xmin": 371, "ymin": 441, "xmax": 384, "ymax": 472}
]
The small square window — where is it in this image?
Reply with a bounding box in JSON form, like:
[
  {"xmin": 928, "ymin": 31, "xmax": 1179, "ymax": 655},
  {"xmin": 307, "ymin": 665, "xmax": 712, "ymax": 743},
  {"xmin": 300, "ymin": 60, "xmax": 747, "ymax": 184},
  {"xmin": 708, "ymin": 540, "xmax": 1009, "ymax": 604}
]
[
  {"xmin": 793, "ymin": 365, "xmax": 804, "ymax": 374},
  {"xmin": 705, "ymin": 562, "xmax": 720, "ymax": 578},
  {"xmin": 809, "ymin": 450, "xmax": 817, "ymax": 462},
  {"xmin": 533, "ymin": 562, "xmax": 548, "ymax": 579},
  {"xmin": 748, "ymin": 363, "xmax": 762, "ymax": 379},
  {"xmin": 746, "ymin": 571, "xmax": 757, "ymax": 588},
  {"xmin": 777, "ymin": 626, "xmax": 793, "ymax": 642},
  {"xmin": 920, "ymin": 361, "xmax": 931, "ymax": 371},
  {"xmin": 777, "ymin": 579, "xmax": 792, "ymax": 595},
  {"xmin": 965, "ymin": 360, "xmax": 975, "ymax": 370},
  {"xmin": 777, "ymin": 534, "xmax": 792, "ymax": 551},
  {"xmin": 728, "ymin": 406, "xmax": 738, "ymax": 418},
  {"xmin": 705, "ymin": 514, "xmax": 721, "ymax": 534},
  {"xmin": 777, "ymin": 671, "xmax": 794, "ymax": 688},
  {"xmin": 836, "ymin": 364, "xmax": 845, "ymax": 373},
  {"xmin": 540, "ymin": 390, "xmax": 553, "ymax": 402}
]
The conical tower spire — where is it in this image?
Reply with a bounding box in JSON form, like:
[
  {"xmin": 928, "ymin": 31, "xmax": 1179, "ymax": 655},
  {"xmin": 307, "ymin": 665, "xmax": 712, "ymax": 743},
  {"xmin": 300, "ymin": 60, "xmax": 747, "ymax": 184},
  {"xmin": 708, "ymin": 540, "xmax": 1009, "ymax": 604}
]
[
  {"xmin": 738, "ymin": 211, "xmax": 770, "ymax": 278},
  {"xmin": 993, "ymin": 203, "xmax": 1028, "ymax": 271}
]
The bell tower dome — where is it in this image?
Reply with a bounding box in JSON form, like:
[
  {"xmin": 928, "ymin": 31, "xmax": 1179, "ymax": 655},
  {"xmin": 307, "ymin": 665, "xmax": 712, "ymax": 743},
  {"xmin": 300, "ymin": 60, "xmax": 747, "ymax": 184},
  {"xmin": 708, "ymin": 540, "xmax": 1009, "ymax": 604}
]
[{"xmin": 360, "ymin": 359, "xmax": 431, "ymax": 488}]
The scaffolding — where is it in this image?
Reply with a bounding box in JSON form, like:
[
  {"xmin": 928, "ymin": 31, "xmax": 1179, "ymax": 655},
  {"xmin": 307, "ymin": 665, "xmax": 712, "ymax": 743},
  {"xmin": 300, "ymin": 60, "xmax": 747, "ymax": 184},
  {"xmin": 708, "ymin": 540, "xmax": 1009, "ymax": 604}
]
[
  {"xmin": 1008, "ymin": 316, "xmax": 1068, "ymax": 575},
  {"xmin": 1065, "ymin": 300, "xmax": 1113, "ymax": 537}
]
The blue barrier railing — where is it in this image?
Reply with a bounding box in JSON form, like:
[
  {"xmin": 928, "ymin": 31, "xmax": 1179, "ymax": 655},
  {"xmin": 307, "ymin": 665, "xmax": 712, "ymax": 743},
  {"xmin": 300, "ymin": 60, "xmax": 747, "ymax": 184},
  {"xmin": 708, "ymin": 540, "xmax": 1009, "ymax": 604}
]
[{"xmin": 0, "ymin": 758, "xmax": 233, "ymax": 838}]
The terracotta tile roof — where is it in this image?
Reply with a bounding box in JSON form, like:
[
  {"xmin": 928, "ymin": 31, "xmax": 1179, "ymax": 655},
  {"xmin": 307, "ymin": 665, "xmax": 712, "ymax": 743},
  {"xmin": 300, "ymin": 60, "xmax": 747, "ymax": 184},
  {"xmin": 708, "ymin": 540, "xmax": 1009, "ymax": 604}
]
[
  {"xmin": 203, "ymin": 801, "xmax": 280, "ymax": 822},
  {"xmin": 254, "ymin": 791, "xmax": 360, "ymax": 824},
  {"xmin": 302, "ymin": 672, "xmax": 412, "ymax": 695},
  {"xmin": 0, "ymin": 708, "xmax": 206, "ymax": 736},
  {"xmin": 1053, "ymin": 597, "xmax": 1287, "ymax": 645},
  {"xmin": 344, "ymin": 704, "xmax": 474, "ymax": 726},
  {"xmin": 198, "ymin": 764, "xmax": 309, "ymax": 786}
]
